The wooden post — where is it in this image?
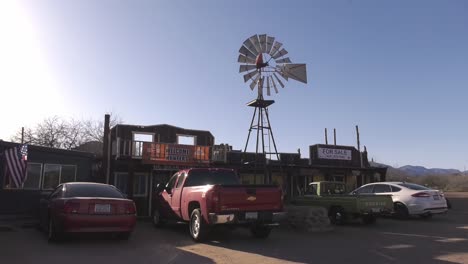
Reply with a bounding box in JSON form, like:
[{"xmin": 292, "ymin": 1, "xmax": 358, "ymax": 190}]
[
  {"xmin": 325, "ymin": 128, "xmax": 328, "ymax": 145},
  {"xmin": 334, "ymin": 129, "xmax": 336, "ymax": 145},
  {"xmin": 102, "ymin": 114, "xmax": 110, "ymax": 183},
  {"xmin": 356, "ymin": 125, "xmax": 363, "ymax": 168}
]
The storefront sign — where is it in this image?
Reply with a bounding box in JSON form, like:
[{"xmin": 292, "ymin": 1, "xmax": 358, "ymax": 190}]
[
  {"xmin": 317, "ymin": 147, "xmax": 352, "ymax": 161},
  {"xmin": 142, "ymin": 143, "xmax": 210, "ymax": 165}
]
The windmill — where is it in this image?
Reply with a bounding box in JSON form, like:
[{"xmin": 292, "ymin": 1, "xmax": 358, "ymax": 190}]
[{"xmin": 238, "ymin": 34, "xmax": 307, "ymax": 182}]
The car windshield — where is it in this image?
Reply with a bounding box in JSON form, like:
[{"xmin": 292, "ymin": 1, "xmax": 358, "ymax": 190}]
[
  {"xmin": 65, "ymin": 184, "xmax": 125, "ymax": 198},
  {"xmin": 184, "ymin": 170, "xmax": 240, "ymax": 187},
  {"xmin": 397, "ymin": 183, "xmax": 431, "ymax": 191}
]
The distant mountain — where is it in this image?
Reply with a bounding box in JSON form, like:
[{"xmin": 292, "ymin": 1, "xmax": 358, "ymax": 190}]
[
  {"xmin": 398, "ymin": 165, "xmax": 460, "ymax": 176},
  {"xmin": 370, "ymin": 162, "xmax": 461, "ymax": 178}
]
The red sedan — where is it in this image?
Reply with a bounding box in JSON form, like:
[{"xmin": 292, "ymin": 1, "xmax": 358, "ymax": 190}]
[{"xmin": 39, "ymin": 182, "xmax": 137, "ymax": 242}]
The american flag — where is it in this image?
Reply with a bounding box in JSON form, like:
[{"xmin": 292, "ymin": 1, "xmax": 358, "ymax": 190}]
[{"xmin": 3, "ymin": 145, "xmax": 28, "ymax": 188}]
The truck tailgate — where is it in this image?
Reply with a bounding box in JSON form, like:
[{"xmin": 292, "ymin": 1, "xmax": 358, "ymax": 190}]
[{"xmin": 217, "ymin": 185, "xmax": 282, "ymax": 212}]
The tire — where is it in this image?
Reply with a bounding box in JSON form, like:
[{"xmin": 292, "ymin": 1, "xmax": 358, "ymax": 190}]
[
  {"xmin": 189, "ymin": 209, "xmax": 209, "ymax": 242},
  {"xmin": 394, "ymin": 203, "xmax": 409, "ymax": 220},
  {"xmin": 117, "ymin": 232, "xmax": 131, "ymax": 240},
  {"xmin": 47, "ymin": 217, "xmax": 61, "ymax": 242},
  {"xmin": 362, "ymin": 215, "xmax": 377, "ymax": 225},
  {"xmin": 250, "ymin": 224, "xmax": 272, "ymax": 239},
  {"xmin": 152, "ymin": 208, "xmax": 165, "ymax": 228},
  {"xmin": 329, "ymin": 207, "xmax": 345, "ymax": 225},
  {"xmin": 446, "ymin": 198, "xmax": 452, "ymax": 209}
]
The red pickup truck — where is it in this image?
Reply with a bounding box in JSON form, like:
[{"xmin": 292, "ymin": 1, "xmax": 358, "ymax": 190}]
[{"xmin": 151, "ymin": 168, "xmax": 285, "ymax": 241}]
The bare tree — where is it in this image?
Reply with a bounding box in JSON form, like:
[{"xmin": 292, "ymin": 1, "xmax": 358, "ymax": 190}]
[
  {"xmin": 82, "ymin": 114, "xmax": 122, "ymax": 143},
  {"xmin": 9, "ymin": 114, "xmax": 122, "ymax": 150}
]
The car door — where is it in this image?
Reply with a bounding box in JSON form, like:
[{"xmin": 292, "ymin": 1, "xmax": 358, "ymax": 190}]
[
  {"xmin": 170, "ymin": 172, "xmax": 187, "ymax": 218},
  {"xmin": 40, "ymin": 185, "xmax": 63, "ymax": 227},
  {"xmin": 159, "ymin": 173, "xmax": 179, "ymax": 219}
]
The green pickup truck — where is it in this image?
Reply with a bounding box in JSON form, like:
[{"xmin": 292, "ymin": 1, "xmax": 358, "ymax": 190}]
[{"xmin": 292, "ymin": 181, "xmax": 393, "ymax": 225}]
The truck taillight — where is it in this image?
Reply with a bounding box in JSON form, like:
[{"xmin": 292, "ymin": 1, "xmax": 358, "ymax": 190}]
[
  {"xmin": 412, "ymin": 192, "xmax": 431, "ymax": 198},
  {"xmin": 63, "ymin": 201, "xmax": 80, "ymax": 214},
  {"xmin": 210, "ymin": 189, "xmax": 220, "ymax": 212}
]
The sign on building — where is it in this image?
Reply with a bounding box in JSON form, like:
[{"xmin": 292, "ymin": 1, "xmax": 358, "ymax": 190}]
[
  {"xmin": 317, "ymin": 147, "xmax": 352, "ymax": 161},
  {"xmin": 142, "ymin": 143, "xmax": 210, "ymax": 165}
]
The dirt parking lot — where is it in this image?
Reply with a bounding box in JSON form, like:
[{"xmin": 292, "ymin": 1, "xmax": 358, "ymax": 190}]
[{"xmin": 1, "ymin": 193, "xmax": 467, "ymax": 264}]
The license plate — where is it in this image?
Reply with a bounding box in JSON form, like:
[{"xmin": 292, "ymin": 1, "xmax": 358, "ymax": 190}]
[
  {"xmin": 95, "ymin": 204, "xmax": 111, "ymax": 213},
  {"xmin": 433, "ymin": 195, "xmax": 440, "ymax": 200},
  {"xmin": 246, "ymin": 212, "xmax": 258, "ymax": 220}
]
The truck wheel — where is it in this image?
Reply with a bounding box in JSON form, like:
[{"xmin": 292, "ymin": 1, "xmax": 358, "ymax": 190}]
[
  {"xmin": 250, "ymin": 224, "xmax": 272, "ymax": 239},
  {"xmin": 394, "ymin": 203, "xmax": 409, "ymax": 220},
  {"xmin": 362, "ymin": 215, "xmax": 377, "ymax": 225},
  {"xmin": 189, "ymin": 209, "xmax": 209, "ymax": 242},
  {"xmin": 152, "ymin": 208, "xmax": 165, "ymax": 228},
  {"xmin": 329, "ymin": 207, "xmax": 344, "ymax": 225}
]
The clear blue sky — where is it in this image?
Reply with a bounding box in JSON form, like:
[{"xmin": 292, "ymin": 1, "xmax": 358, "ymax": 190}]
[{"xmin": 1, "ymin": 0, "xmax": 467, "ymax": 170}]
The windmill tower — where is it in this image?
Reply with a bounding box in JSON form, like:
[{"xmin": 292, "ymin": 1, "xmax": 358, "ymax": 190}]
[{"xmin": 238, "ymin": 34, "xmax": 307, "ymax": 182}]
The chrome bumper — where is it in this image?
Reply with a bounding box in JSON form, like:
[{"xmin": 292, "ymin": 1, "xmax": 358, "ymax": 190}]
[{"xmin": 209, "ymin": 213, "xmax": 236, "ymax": 224}]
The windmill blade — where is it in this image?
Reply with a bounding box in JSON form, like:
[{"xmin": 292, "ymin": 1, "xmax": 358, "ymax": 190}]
[
  {"xmin": 275, "ymin": 68, "xmax": 289, "ymax": 81},
  {"xmin": 279, "ymin": 63, "xmax": 308, "ymax": 84},
  {"xmin": 266, "ymin": 76, "xmax": 271, "ymax": 96},
  {"xmin": 248, "ymin": 35, "xmax": 262, "ymax": 54},
  {"xmin": 275, "ymin": 57, "xmax": 292, "ymax": 64},
  {"xmin": 239, "ymin": 64, "xmax": 257, "ymax": 73},
  {"xmin": 273, "ymin": 73, "xmax": 285, "ymax": 88},
  {"xmin": 271, "ymin": 77, "xmax": 279, "ymax": 94},
  {"xmin": 243, "ymin": 70, "xmax": 259, "ymax": 83},
  {"xmin": 272, "ymin": 48, "xmax": 288, "ymax": 59},
  {"xmin": 249, "ymin": 74, "xmax": 261, "ymax": 90},
  {"xmin": 266, "ymin": 36, "xmax": 275, "ymax": 55},
  {"xmin": 237, "ymin": 54, "xmax": 256, "ymax": 64},
  {"xmin": 259, "ymin": 34, "xmax": 267, "ymax": 53},
  {"xmin": 269, "ymin": 41, "xmax": 283, "ymax": 57},
  {"xmin": 239, "ymin": 45, "xmax": 257, "ymax": 59},
  {"xmin": 243, "ymin": 38, "xmax": 259, "ymax": 56}
]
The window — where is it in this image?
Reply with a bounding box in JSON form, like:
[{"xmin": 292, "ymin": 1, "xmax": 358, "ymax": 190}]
[
  {"xmin": 65, "ymin": 184, "xmax": 124, "ymax": 198},
  {"xmin": 49, "ymin": 185, "xmax": 64, "ymax": 199},
  {"xmin": 177, "ymin": 134, "xmax": 196, "ymax": 145},
  {"xmin": 307, "ymin": 184, "xmax": 318, "ymax": 195},
  {"xmin": 184, "ymin": 170, "xmax": 239, "ymax": 187},
  {"xmin": 176, "ymin": 173, "xmax": 186, "ymax": 188},
  {"xmin": 132, "ymin": 132, "xmax": 154, "ymax": 157},
  {"xmin": 166, "ymin": 174, "xmax": 178, "ymax": 190},
  {"xmin": 43, "ymin": 164, "xmax": 61, "ymax": 190},
  {"xmin": 355, "ymin": 184, "xmax": 374, "ymax": 194},
  {"xmin": 24, "ymin": 163, "xmax": 42, "ymax": 189},
  {"xmin": 42, "ymin": 164, "xmax": 77, "ymax": 190},
  {"xmin": 391, "ymin": 186, "xmax": 402, "ymax": 192},
  {"xmin": 373, "ymin": 184, "xmax": 391, "ymax": 193},
  {"xmin": 114, "ymin": 173, "xmax": 148, "ymax": 196},
  {"xmin": 397, "ymin": 183, "xmax": 430, "ymax": 191}
]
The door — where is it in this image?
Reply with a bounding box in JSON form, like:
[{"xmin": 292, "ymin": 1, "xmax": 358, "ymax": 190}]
[
  {"xmin": 159, "ymin": 173, "xmax": 178, "ymax": 219},
  {"xmin": 39, "ymin": 185, "xmax": 63, "ymax": 229},
  {"xmin": 170, "ymin": 172, "xmax": 187, "ymax": 218}
]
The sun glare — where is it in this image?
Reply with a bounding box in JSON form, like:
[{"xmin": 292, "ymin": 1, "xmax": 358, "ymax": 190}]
[{"xmin": 0, "ymin": 1, "xmax": 64, "ymax": 140}]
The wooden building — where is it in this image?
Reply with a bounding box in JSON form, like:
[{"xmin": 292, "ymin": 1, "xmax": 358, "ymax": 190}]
[
  {"xmin": 0, "ymin": 141, "xmax": 95, "ymax": 216},
  {"xmin": 105, "ymin": 122, "xmax": 387, "ymax": 216}
]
